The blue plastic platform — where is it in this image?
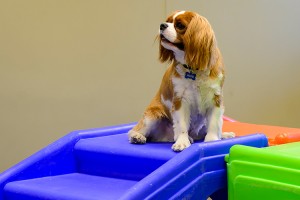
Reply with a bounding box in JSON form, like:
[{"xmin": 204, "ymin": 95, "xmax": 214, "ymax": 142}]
[{"xmin": 0, "ymin": 123, "xmax": 268, "ymax": 200}]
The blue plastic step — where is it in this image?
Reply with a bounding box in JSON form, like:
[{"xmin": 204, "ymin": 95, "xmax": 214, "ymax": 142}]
[
  {"xmin": 0, "ymin": 122, "xmax": 269, "ymax": 200},
  {"xmin": 4, "ymin": 173, "xmax": 137, "ymax": 200},
  {"xmin": 0, "ymin": 123, "xmax": 135, "ymax": 200},
  {"xmin": 74, "ymin": 133, "xmax": 177, "ymax": 180}
]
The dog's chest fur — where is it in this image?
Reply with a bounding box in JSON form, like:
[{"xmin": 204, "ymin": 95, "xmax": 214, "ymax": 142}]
[
  {"xmin": 158, "ymin": 63, "xmax": 223, "ymax": 140},
  {"xmin": 170, "ymin": 64, "xmax": 222, "ymax": 114}
]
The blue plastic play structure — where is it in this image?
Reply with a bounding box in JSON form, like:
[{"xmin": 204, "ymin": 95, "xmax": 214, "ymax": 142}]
[{"xmin": 0, "ymin": 123, "xmax": 268, "ymax": 200}]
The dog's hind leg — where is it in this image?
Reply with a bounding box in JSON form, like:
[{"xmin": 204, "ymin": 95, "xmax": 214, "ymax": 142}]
[
  {"xmin": 128, "ymin": 104, "xmax": 166, "ymax": 144},
  {"xmin": 128, "ymin": 117, "xmax": 157, "ymax": 144}
]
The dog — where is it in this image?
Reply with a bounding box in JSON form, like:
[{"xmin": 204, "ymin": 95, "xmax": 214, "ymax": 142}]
[{"xmin": 128, "ymin": 11, "xmax": 234, "ymax": 151}]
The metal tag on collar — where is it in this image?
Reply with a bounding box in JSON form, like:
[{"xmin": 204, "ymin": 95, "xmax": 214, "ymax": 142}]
[
  {"xmin": 185, "ymin": 71, "xmax": 196, "ymax": 80},
  {"xmin": 183, "ymin": 64, "xmax": 196, "ymax": 80}
]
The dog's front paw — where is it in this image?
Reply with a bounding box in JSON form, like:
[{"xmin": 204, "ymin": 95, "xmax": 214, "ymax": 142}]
[
  {"xmin": 172, "ymin": 135, "xmax": 191, "ymax": 152},
  {"xmin": 221, "ymin": 132, "xmax": 235, "ymax": 139},
  {"xmin": 204, "ymin": 133, "xmax": 220, "ymax": 142},
  {"xmin": 128, "ymin": 130, "xmax": 146, "ymax": 144}
]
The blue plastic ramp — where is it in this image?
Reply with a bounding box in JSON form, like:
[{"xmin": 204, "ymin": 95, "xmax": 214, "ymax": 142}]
[{"xmin": 0, "ymin": 123, "xmax": 268, "ymax": 200}]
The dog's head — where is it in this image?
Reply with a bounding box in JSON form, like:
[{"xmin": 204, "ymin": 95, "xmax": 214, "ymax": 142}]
[{"xmin": 159, "ymin": 11, "xmax": 218, "ymax": 71}]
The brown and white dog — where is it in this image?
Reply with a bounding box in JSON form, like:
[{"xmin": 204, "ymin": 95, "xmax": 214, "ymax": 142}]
[{"xmin": 128, "ymin": 11, "xmax": 234, "ymax": 151}]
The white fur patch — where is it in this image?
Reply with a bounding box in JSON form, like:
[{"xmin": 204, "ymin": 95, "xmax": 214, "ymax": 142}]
[
  {"xmin": 222, "ymin": 132, "xmax": 235, "ymax": 139},
  {"xmin": 204, "ymin": 106, "xmax": 224, "ymax": 141},
  {"xmin": 162, "ymin": 22, "xmax": 178, "ymax": 43},
  {"xmin": 161, "ymin": 95, "xmax": 172, "ymax": 111},
  {"xmin": 142, "ymin": 117, "xmax": 156, "ymax": 137},
  {"xmin": 173, "ymin": 11, "xmax": 185, "ymax": 20},
  {"xmin": 172, "ymin": 133, "xmax": 191, "ymax": 151},
  {"xmin": 128, "ymin": 130, "xmax": 146, "ymax": 143},
  {"xmin": 174, "ymin": 49, "xmax": 185, "ymax": 65}
]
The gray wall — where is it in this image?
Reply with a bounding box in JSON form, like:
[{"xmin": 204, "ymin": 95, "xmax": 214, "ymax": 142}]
[{"xmin": 1, "ymin": 0, "xmax": 299, "ymax": 172}]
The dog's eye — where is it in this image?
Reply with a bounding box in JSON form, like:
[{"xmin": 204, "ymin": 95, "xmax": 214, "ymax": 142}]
[{"xmin": 175, "ymin": 22, "xmax": 185, "ymax": 30}]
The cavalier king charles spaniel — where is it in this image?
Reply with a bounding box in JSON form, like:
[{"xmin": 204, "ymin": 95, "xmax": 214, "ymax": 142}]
[{"xmin": 129, "ymin": 11, "xmax": 234, "ymax": 151}]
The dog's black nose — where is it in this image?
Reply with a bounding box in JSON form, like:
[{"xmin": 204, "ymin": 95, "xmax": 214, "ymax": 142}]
[{"xmin": 160, "ymin": 23, "xmax": 168, "ymax": 31}]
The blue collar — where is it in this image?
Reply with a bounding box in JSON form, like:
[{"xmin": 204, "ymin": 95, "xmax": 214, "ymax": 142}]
[{"xmin": 183, "ymin": 64, "xmax": 192, "ymax": 70}]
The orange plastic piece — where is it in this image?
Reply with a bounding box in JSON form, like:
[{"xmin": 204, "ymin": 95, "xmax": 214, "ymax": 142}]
[
  {"xmin": 271, "ymin": 132, "xmax": 300, "ymax": 145},
  {"xmin": 223, "ymin": 116, "xmax": 237, "ymax": 122},
  {"xmin": 223, "ymin": 121, "xmax": 300, "ymax": 146}
]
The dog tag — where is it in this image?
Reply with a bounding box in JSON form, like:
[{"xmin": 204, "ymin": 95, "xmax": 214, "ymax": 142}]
[{"xmin": 185, "ymin": 71, "xmax": 196, "ymax": 80}]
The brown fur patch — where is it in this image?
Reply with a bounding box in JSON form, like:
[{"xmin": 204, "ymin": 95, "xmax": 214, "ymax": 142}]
[
  {"xmin": 173, "ymin": 96, "xmax": 182, "ymax": 111},
  {"xmin": 159, "ymin": 64, "xmax": 175, "ymax": 102},
  {"xmin": 174, "ymin": 12, "xmax": 195, "ymax": 36},
  {"xmin": 209, "ymin": 48, "xmax": 224, "ymax": 79},
  {"xmin": 146, "ymin": 105, "xmax": 167, "ymax": 119},
  {"xmin": 214, "ymin": 94, "xmax": 222, "ymax": 107},
  {"xmin": 183, "ymin": 14, "xmax": 217, "ymax": 72},
  {"xmin": 132, "ymin": 118, "xmax": 144, "ymax": 132},
  {"xmin": 159, "ymin": 43, "xmax": 174, "ymax": 63}
]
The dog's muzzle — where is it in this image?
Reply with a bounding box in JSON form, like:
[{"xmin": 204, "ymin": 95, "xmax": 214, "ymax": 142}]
[{"xmin": 160, "ymin": 23, "xmax": 168, "ymax": 31}]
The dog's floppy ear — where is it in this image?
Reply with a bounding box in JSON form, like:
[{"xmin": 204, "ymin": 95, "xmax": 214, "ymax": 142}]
[
  {"xmin": 158, "ymin": 37, "xmax": 174, "ymax": 63},
  {"xmin": 183, "ymin": 14, "xmax": 217, "ymax": 71}
]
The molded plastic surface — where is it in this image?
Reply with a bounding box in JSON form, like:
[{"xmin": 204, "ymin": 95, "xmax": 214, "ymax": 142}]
[
  {"xmin": 226, "ymin": 142, "xmax": 300, "ymax": 200},
  {"xmin": 1, "ymin": 122, "xmax": 268, "ymax": 200},
  {"xmin": 0, "ymin": 123, "xmax": 136, "ymax": 200},
  {"xmin": 75, "ymin": 134, "xmax": 176, "ymax": 180},
  {"xmin": 4, "ymin": 173, "xmax": 137, "ymax": 200},
  {"xmin": 223, "ymin": 121, "xmax": 300, "ymax": 145}
]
